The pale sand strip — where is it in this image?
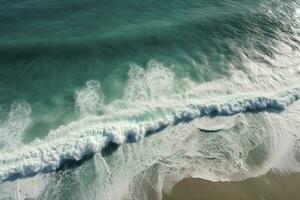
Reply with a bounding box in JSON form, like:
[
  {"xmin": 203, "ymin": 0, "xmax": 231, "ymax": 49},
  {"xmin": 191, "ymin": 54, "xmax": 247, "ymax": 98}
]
[{"xmin": 163, "ymin": 172, "xmax": 300, "ymax": 200}]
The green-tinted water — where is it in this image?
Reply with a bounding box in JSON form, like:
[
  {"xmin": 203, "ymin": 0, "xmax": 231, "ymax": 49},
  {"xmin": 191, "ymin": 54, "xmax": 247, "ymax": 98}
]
[{"xmin": 0, "ymin": 0, "xmax": 300, "ymax": 199}]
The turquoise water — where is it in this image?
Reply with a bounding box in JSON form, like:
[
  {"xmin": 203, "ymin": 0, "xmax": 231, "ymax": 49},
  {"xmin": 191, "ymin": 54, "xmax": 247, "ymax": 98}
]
[{"xmin": 0, "ymin": 0, "xmax": 300, "ymax": 199}]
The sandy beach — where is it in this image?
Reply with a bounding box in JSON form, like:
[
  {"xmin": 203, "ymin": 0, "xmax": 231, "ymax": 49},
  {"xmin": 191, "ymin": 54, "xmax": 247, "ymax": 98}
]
[{"xmin": 163, "ymin": 172, "xmax": 300, "ymax": 200}]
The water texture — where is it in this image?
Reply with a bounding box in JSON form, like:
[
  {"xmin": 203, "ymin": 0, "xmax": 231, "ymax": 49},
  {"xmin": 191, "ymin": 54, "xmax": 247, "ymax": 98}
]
[{"xmin": 0, "ymin": 0, "xmax": 300, "ymax": 199}]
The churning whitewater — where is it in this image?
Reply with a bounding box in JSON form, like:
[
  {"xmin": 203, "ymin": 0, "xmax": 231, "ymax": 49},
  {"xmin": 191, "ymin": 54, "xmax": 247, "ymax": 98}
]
[
  {"xmin": 0, "ymin": 89, "xmax": 299, "ymax": 182},
  {"xmin": 1, "ymin": 59, "xmax": 300, "ymax": 182}
]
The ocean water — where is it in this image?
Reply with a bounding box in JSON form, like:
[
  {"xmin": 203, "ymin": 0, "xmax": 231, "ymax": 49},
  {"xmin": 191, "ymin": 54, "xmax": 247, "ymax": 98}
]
[{"xmin": 0, "ymin": 0, "xmax": 300, "ymax": 199}]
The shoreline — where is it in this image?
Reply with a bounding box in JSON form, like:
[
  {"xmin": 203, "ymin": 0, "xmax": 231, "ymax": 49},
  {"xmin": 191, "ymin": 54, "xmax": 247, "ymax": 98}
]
[{"xmin": 163, "ymin": 172, "xmax": 300, "ymax": 200}]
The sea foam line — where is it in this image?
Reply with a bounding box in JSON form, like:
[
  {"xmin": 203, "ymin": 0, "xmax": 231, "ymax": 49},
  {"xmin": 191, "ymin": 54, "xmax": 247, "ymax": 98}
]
[{"xmin": 0, "ymin": 88, "xmax": 299, "ymax": 182}]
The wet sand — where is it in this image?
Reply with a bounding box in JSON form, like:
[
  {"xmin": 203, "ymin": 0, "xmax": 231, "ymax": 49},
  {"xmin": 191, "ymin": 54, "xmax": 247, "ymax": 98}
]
[{"xmin": 163, "ymin": 172, "xmax": 300, "ymax": 200}]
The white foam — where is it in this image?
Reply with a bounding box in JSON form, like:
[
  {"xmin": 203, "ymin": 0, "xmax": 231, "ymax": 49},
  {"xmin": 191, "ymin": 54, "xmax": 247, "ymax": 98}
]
[
  {"xmin": 0, "ymin": 87, "xmax": 299, "ymax": 182},
  {"xmin": 74, "ymin": 102, "xmax": 300, "ymax": 200},
  {"xmin": 0, "ymin": 101, "xmax": 31, "ymax": 149},
  {"xmin": 123, "ymin": 61, "xmax": 176, "ymax": 101},
  {"xmin": 0, "ymin": 174, "xmax": 49, "ymax": 200},
  {"xmin": 75, "ymin": 80, "xmax": 104, "ymax": 116}
]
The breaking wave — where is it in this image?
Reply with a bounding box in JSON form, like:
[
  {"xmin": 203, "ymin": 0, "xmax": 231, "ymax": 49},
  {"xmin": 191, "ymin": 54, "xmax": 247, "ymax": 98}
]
[{"xmin": 1, "ymin": 35, "xmax": 300, "ymax": 182}]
